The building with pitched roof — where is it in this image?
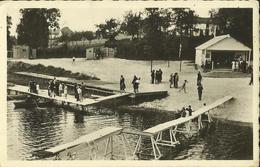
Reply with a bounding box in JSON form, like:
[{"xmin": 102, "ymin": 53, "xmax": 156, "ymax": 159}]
[{"xmin": 195, "ymin": 34, "xmax": 252, "ymax": 69}]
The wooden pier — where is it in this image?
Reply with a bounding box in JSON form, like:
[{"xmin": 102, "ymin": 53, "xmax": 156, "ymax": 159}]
[
  {"xmin": 43, "ymin": 127, "xmax": 130, "ymax": 160},
  {"xmin": 133, "ymin": 96, "xmax": 233, "ymax": 160},
  {"xmin": 7, "ymin": 84, "xmax": 130, "ymax": 110}
]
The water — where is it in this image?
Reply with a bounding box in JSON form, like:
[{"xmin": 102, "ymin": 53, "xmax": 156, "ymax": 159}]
[{"xmin": 7, "ymin": 101, "xmax": 253, "ymax": 160}]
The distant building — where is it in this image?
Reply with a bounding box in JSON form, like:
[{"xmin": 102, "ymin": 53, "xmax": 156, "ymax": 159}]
[
  {"xmin": 86, "ymin": 47, "xmax": 116, "ymax": 60},
  {"xmin": 12, "ymin": 45, "xmax": 37, "ymax": 59},
  {"xmin": 195, "ymin": 34, "xmax": 252, "ymax": 70},
  {"xmin": 194, "ymin": 16, "xmax": 216, "ymax": 37},
  {"xmin": 48, "ymin": 28, "xmax": 61, "ymax": 48}
]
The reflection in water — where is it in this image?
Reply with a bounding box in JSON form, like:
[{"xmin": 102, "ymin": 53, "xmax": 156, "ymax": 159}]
[{"xmin": 7, "ymin": 101, "xmax": 252, "ymax": 160}]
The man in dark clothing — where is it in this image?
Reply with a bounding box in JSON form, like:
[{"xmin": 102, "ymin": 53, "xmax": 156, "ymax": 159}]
[
  {"xmin": 197, "ymin": 71, "xmax": 202, "ymax": 85},
  {"xmin": 81, "ymin": 82, "xmax": 85, "ymax": 99},
  {"xmin": 249, "ymin": 71, "xmax": 253, "ymax": 85},
  {"xmin": 187, "ymin": 105, "xmax": 193, "ymax": 116},
  {"xmin": 132, "ymin": 75, "xmax": 137, "ymax": 93},
  {"xmin": 151, "ymin": 70, "xmax": 155, "ymax": 84},
  {"xmin": 197, "ymin": 82, "xmax": 203, "ymax": 101},
  {"xmin": 158, "ymin": 69, "xmax": 163, "ymax": 83},
  {"xmin": 55, "ymin": 81, "xmax": 60, "ymax": 96},
  {"xmin": 120, "ymin": 75, "xmax": 126, "ymax": 93}
]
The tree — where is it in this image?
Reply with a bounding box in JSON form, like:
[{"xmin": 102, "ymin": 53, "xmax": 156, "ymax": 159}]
[
  {"xmin": 17, "ymin": 8, "xmax": 60, "ymax": 49},
  {"xmin": 172, "ymin": 8, "xmax": 197, "ymax": 37},
  {"xmin": 7, "ymin": 16, "xmax": 12, "ymax": 50},
  {"xmin": 95, "ymin": 18, "xmax": 120, "ymax": 40},
  {"xmin": 121, "ymin": 10, "xmax": 142, "ymax": 40},
  {"xmin": 211, "ymin": 8, "xmax": 252, "ymax": 47}
]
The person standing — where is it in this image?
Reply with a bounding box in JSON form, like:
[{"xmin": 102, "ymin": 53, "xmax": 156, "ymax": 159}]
[
  {"xmin": 175, "ymin": 73, "xmax": 179, "ymax": 88},
  {"xmin": 74, "ymin": 84, "xmax": 78, "ymax": 101},
  {"xmin": 132, "ymin": 75, "xmax": 137, "ymax": 93},
  {"xmin": 120, "ymin": 75, "xmax": 126, "ymax": 93},
  {"xmin": 135, "ymin": 77, "xmax": 140, "ymax": 93},
  {"xmin": 249, "ymin": 71, "xmax": 253, "ymax": 85},
  {"xmin": 59, "ymin": 83, "xmax": 63, "ymax": 97},
  {"xmin": 197, "ymin": 82, "xmax": 203, "ymax": 101},
  {"xmin": 81, "ymin": 82, "xmax": 85, "ymax": 100},
  {"xmin": 151, "ymin": 70, "xmax": 155, "ymax": 84},
  {"xmin": 36, "ymin": 83, "xmax": 40, "ymax": 94},
  {"xmin": 72, "ymin": 56, "xmax": 75, "ymax": 64},
  {"xmin": 197, "ymin": 71, "xmax": 202, "ymax": 85},
  {"xmin": 77, "ymin": 86, "xmax": 82, "ymax": 102},
  {"xmin": 169, "ymin": 74, "xmax": 173, "ymax": 88},
  {"xmin": 64, "ymin": 84, "xmax": 68, "ymax": 99},
  {"xmin": 158, "ymin": 69, "xmax": 163, "ymax": 83}
]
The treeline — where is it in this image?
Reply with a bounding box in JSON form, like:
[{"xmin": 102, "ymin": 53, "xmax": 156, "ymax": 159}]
[{"xmin": 116, "ymin": 36, "xmax": 212, "ymax": 60}]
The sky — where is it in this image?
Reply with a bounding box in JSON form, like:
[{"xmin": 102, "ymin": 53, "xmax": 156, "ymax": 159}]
[{"xmin": 7, "ymin": 7, "xmax": 212, "ymax": 36}]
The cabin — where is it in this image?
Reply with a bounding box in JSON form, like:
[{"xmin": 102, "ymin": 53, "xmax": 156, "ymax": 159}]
[
  {"xmin": 195, "ymin": 34, "xmax": 252, "ymax": 70},
  {"xmin": 12, "ymin": 45, "xmax": 37, "ymax": 59}
]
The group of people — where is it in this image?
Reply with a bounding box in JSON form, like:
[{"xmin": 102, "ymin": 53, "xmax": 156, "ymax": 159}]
[
  {"xmin": 178, "ymin": 105, "xmax": 193, "ymax": 118},
  {"xmin": 74, "ymin": 83, "xmax": 85, "ymax": 102},
  {"xmin": 151, "ymin": 69, "xmax": 163, "ymax": 84},
  {"xmin": 48, "ymin": 78, "xmax": 68, "ymax": 99},
  {"xmin": 28, "ymin": 80, "xmax": 40, "ymax": 94},
  {"xmin": 169, "ymin": 73, "xmax": 179, "ymax": 88}
]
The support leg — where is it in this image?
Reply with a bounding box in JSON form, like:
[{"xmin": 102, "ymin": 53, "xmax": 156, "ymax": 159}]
[{"xmin": 133, "ymin": 136, "xmax": 141, "ymax": 156}]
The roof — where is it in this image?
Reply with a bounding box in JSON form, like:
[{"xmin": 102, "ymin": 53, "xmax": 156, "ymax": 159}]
[{"xmin": 196, "ymin": 34, "xmax": 251, "ymax": 51}]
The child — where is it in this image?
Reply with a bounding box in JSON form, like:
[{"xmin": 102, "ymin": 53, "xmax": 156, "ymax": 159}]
[{"xmin": 178, "ymin": 80, "xmax": 188, "ymax": 93}]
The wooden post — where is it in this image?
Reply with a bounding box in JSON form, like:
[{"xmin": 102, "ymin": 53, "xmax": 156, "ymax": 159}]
[{"xmin": 133, "ymin": 136, "xmax": 141, "ymax": 156}]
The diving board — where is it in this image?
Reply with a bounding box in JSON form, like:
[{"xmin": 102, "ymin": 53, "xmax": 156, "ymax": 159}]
[
  {"xmin": 45, "ymin": 127, "xmax": 122, "ymax": 155},
  {"xmin": 43, "ymin": 126, "xmax": 131, "ymax": 160},
  {"xmin": 133, "ymin": 96, "xmax": 233, "ymax": 160},
  {"xmin": 144, "ymin": 96, "xmax": 233, "ymax": 135}
]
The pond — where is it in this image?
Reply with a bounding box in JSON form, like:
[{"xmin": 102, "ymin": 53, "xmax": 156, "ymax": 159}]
[{"xmin": 7, "ymin": 101, "xmax": 253, "ymax": 160}]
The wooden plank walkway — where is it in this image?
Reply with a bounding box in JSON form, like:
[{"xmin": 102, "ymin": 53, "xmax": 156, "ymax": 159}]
[
  {"xmin": 143, "ymin": 96, "xmax": 233, "ymax": 135},
  {"xmin": 8, "ymin": 85, "xmax": 130, "ymax": 107},
  {"xmin": 45, "ymin": 127, "xmax": 122, "ymax": 155}
]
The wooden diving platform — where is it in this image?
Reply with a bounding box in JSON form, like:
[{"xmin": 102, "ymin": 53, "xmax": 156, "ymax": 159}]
[
  {"xmin": 133, "ymin": 96, "xmax": 233, "ymax": 160},
  {"xmin": 43, "ymin": 127, "xmax": 131, "ymax": 160},
  {"xmin": 45, "ymin": 127, "xmax": 122, "ymax": 155},
  {"xmin": 144, "ymin": 96, "xmax": 233, "ymax": 135}
]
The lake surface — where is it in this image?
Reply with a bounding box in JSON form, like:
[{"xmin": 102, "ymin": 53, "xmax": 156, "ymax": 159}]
[{"xmin": 7, "ymin": 101, "xmax": 253, "ymax": 160}]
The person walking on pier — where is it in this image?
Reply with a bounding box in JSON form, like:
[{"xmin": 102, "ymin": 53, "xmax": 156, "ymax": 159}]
[
  {"xmin": 36, "ymin": 83, "xmax": 39, "ymax": 94},
  {"xmin": 59, "ymin": 83, "xmax": 63, "ymax": 97},
  {"xmin": 135, "ymin": 77, "xmax": 140, "ymax": 93},
  {"xmin": 81, "ymin": 82, "xmax": 85, "ymax": 100},
  {"xmin": 74, "ymin": 84, "xmax": 79, "ymax": 101},
  {"xmin": 197, "ymin": 82, "xmax": 203, "ymax": 101},
  {"xmin": 197, "ymin": 71, "xmax": 202, "ymax": 85},
  {"xmin": 120, "ymin": 75, "xmax": 126, "ymax": 94},
  {"xmin": 132, "ymin": 75, "xmax": 137, "ymax": 93},
  {"xmin": 78, "ymin": 86, "xmax": 83, "ymax": 102},
  {"xmin": 178, "ymin": 80, "xmax": 188, "ymax": 93},
  {"xmin": 187, "ymin": 105, "xmax": 193, "ymax": 116},
  {"xmin": 64, "ymin": 84, "xmax": 68, "ymax": 99}
]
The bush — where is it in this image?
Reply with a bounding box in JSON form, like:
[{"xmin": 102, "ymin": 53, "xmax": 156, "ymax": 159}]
[{"xmin": 7, "ymin": 61, "xmax": 100, "ymax": 80}]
